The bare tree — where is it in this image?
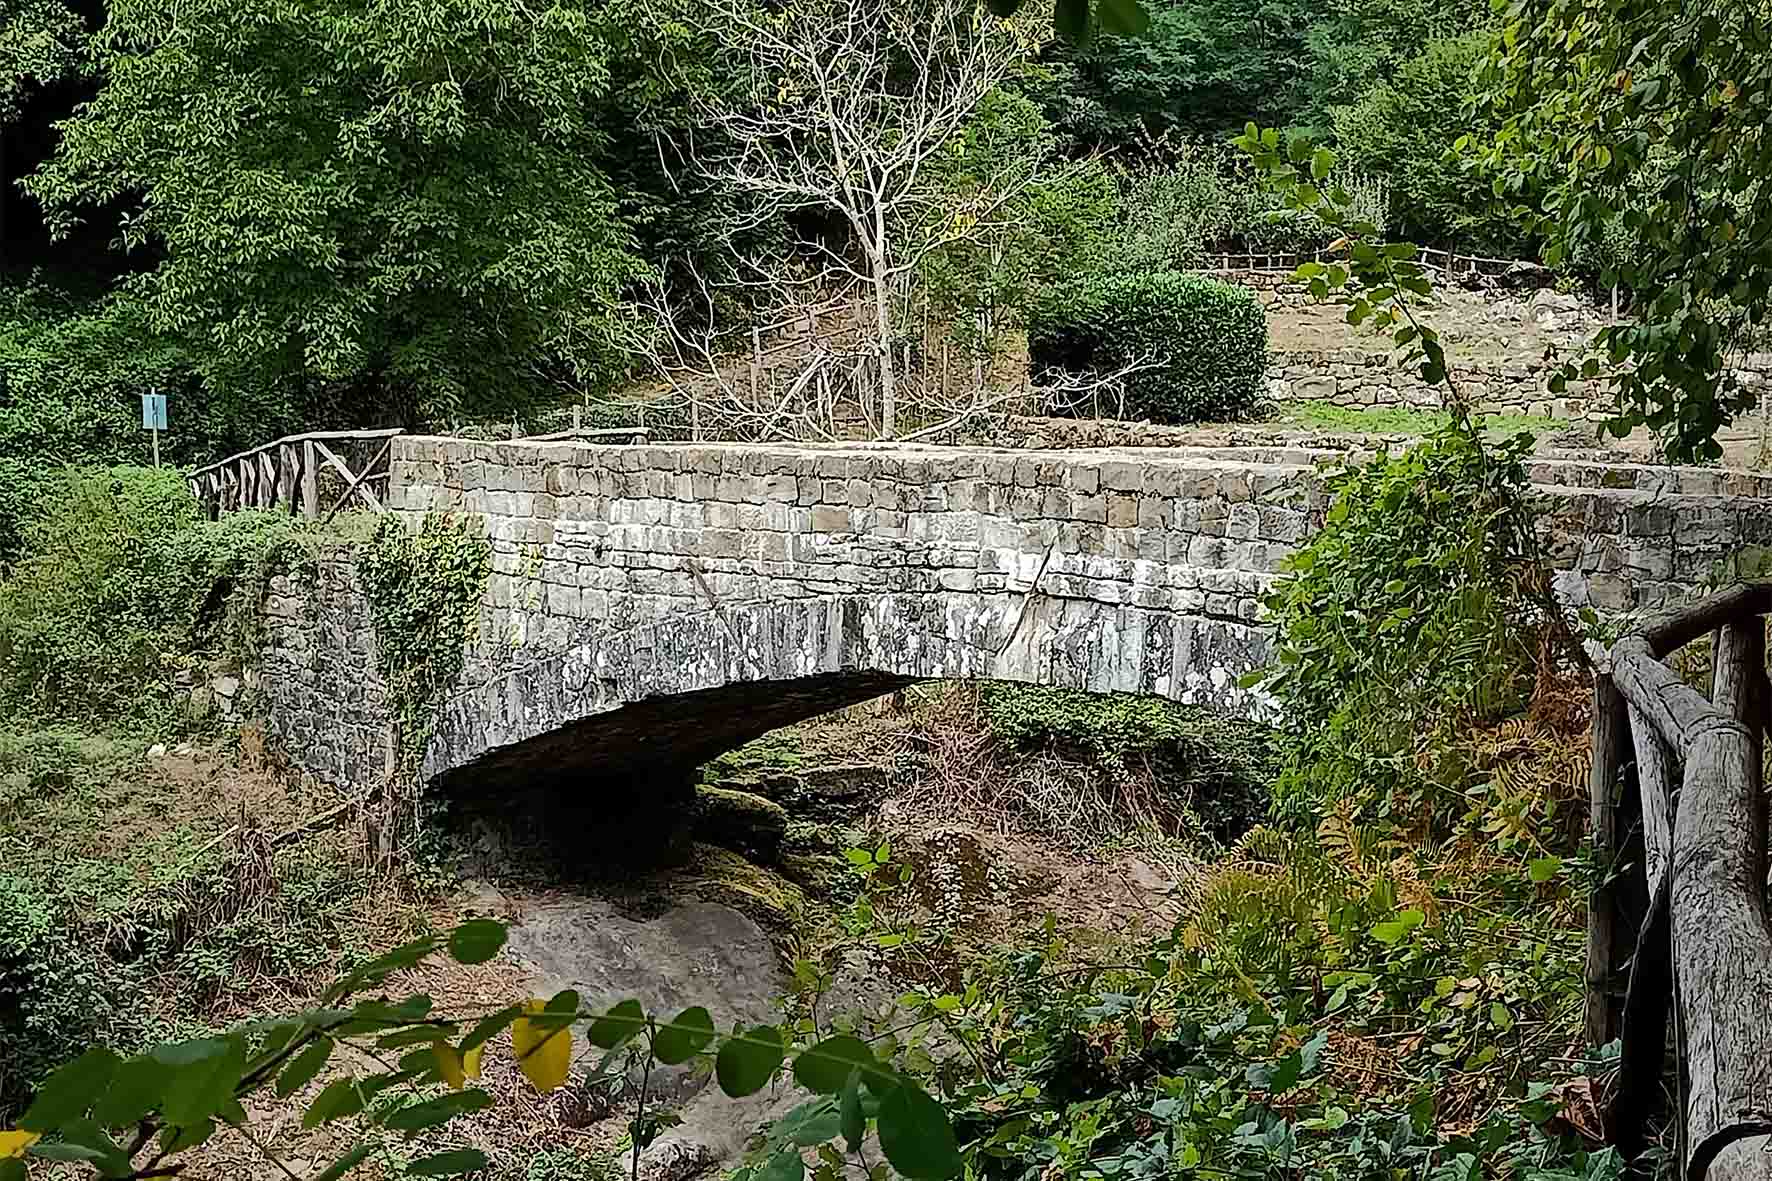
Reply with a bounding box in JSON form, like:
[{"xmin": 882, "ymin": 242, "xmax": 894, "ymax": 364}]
[{"xmin": 674, "ymin": 0, "xmax": 1042, "ymax": 438}]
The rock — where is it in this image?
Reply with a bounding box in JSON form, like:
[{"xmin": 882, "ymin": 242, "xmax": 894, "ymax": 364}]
[
  {"xmin": 457, "ymin": 878, "xmax": 508, "ymax": 916},
  {"xmin": 147, "ymin": 744, "xmax": 167, "ymax": 759},
  {"xmin": 211, "ymin": 674, "xmax": 241, "ymax": 699},
  {"xmin": 636, "ymin": 1085, "xmax": 803, "ymax": 1181},
  {"xmin": 509, "ymin": 892, "xmax": 787, "ymax": 1103},
  {"xmin": 683, "ymin": 844, "xmax": 806, "ymax": 932},
  {"xmin": 1529, "ymin": 288, "xmax": 1584, "ymax": 315},
  {"xmin": 1291, "ymin": 375, "xmax": 1338, "ymax": 401},
  {"xmin": 693, "ymin": 785, "xmax": 789, "ymax": 859}
]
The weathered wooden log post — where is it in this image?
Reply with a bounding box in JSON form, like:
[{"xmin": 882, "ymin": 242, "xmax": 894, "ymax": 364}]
[
  {"xmin": 1585, "ymin": 673, "xmax": 1640, "ymax": 1048},
  {"xmin": 1607, "ymin": 596, "xmax": 1772, "ymax": 1181}
]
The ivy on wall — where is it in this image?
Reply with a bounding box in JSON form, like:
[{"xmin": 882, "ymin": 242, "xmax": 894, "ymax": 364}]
[{"xmin": 357, "ymin": 514, "xmax": 492, "ymax": 779}]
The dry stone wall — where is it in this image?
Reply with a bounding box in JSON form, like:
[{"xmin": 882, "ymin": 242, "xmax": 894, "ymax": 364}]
[{"xmin": 256, "ymin": 437, "xmax": 1772, "ymax": 795}]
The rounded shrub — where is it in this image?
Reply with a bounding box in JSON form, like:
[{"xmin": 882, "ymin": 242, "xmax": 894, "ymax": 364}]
[{"xmin": 1029, "ymin": 271, "xmax": 1268, "ymax": 423}]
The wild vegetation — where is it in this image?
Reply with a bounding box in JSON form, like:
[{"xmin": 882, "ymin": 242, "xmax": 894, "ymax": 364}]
[{"xmin": 3, "ymin": 0, "xmax": 1771, "ymax": 1179}]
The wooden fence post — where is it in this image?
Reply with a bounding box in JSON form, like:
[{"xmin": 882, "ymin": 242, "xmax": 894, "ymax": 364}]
[
  {"xmin": 301, "ymin": 440, "xmax": 319, "ymax": 520},
  {"xmin": 1586, "ymin": 674, "xmax": 1641, "ymax": 1049}
]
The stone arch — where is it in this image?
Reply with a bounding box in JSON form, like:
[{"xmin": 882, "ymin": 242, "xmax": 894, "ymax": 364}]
[{"xmin": 423, "ymin": 591, "xmax": 1272, "ymax": 797}]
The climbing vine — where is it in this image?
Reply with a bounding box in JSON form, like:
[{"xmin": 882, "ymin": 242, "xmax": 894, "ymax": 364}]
[{"xmin": 357, "ymin": 514, "xmax": 492, "ymax": 779}]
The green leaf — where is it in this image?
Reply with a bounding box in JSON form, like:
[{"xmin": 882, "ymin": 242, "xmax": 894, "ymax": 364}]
[
  {"xmin": 276, "ymin": 1039, "xmax": 335, "ymax": 1099},
  {"xmin": 408, "ymin": 1148, "xmax": 490, "ymax": 1176},
  {"xmin": 654, "ymin": 1007, "xmax": 716, "ymax": 1065},
  {"xmin": 717, "ymin": 1025, "xmax": 786, "ymax": 1097},
  {"xmin": 157, "ymin": 1118, "xmax": 214, "ymax": 1153},
  {"xmin": 1054, "ymin": 0, "xmax": 1089, "ymax": 45},
  {"xmin": 20, "ymin": 1046, "xmax": 120, "ymax": 1132},
  {"xmin": 460, "ymin": 1004, "xmax": 522, "ymax": 1051},
  {"xmin": 1096, "ymin": 0, "xmax": 1148, "ymax": 36},
  {"xmin": 93, "ymin": 1054, "xmax": 169, "ymax": 1128},
  {"xmin": 0, "ymin": 1158, "xmax": 25, "ymax": 1181},
  {"xmin": 312, "ymin": 1144, "xmax": 375, "ymax": 1181},
  {"xmin": 840, "ymin": 1070, "xmax": 865, "ymax": 1151},
  {"xmin": 759, "ymin": 1149, "xmax": 806, "ymax": 1181},
  {"xmin": 1490, "ymin": 1002, "xmax": 1514, "ymax": 1032},
  {"xmin": 381, "ymin": 1089, "xmax": 494, "ymax": 1133},
  {"xmin": 794, "ymin": 1036, "xmax": 891, "ymax": 1096},
  {"xmin": 51, "ymin": 1119, "xmax": 131, "ymax": 1178},
  {"xmin": 1529, "ymin": 856, "xmax": 1562, "ymax": 883},
  {"xmin": 877, "ymin": 1084, "xmax": 962, "ymax": 1180},
  {"xmin": 586, "ymin": 998, "xmax": 645, "ymax": 1049},
  {"xmin": 447, "ymin": 919, "xmax": 507, "ymax": 965},
  {"xmin": 774, "ymin": 1099, "xmax": 843, "ymax": 1148},
  {"xmin": 1370, "ymin": 908, "xmax": 1426, "ymax": 945},
  {"xmin": 304, "ymin": 1078, "xmax": 367, "ymax": 1129},
  {"xmin": 160, "ymin": 1036, "xmax": 246, "ymax": 1127}
]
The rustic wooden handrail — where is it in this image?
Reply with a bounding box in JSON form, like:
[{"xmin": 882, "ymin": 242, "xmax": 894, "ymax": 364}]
[
  {"xmin": 1194, "ymin": 247, "xmax": 1548, "ymax": 280},
  {"xmin": 188, "ymin": 429, "xmax": 403, "ymax": 520},
  {"xmin": 1589, "ymin": 582, "xmax": 1772, "ymax": 1181}
]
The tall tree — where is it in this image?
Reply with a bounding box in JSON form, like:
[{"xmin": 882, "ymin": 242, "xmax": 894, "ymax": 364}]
[
  {"xmin": 1468, "ymin": 0, "xmax": 1772, "ymax": 458},
  {"xmin": 683, "ymin": 0, "xmax": 1037, "ymax": 437},
  {"xmin": 23, "ymin": 0, "xmax": 675, "ymax": 425}
]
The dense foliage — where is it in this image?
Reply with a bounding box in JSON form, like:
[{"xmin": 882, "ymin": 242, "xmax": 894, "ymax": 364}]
[
  {"xmin": 1253, "ymin": 428, "xmax": 1542, "ymax": 818},
  {"xmin": 1465, "ymin": 0, "xmax": 1772, "ymax": 459},
  {"xmin": 1030, "ymin": 272, "xmax": 1267, "ymax": 422},
  {"xmin": 356, "ymin": 513, "xmax": 493, "ymax": 778},
  {"xmin": 0, "ymin": 467, "xmax": 316, "ymax": 729},
  {"xmin": 21, "ymin": 0, "xmax": 670, "ymax": 426}
]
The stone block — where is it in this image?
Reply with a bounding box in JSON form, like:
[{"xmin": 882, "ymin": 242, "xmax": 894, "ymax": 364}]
[{"xmin": 810, "ymin": 506, "xmax": 852, "ymax": 533}]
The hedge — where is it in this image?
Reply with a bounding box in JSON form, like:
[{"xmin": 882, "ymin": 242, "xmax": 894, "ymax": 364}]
[{"xmin": 1029, "ymin": 271, "xmax": 1268, "ymax": 423}]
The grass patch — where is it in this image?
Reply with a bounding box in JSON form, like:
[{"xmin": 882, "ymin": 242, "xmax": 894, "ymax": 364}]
[{"xmin": 1275, "ymin": 400, "xmax": 1558, "ymax": 437}]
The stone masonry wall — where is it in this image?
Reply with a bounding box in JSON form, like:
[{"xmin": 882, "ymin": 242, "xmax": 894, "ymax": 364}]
[
  {"xmin": 255, "ymin": 437, "xmax": 1772, "ymax": 793},
  {"xmin": 261, "ymin": 557, "xmax": 395, "ymax": 795},
  {"xmin": 1267, "ymin": 347, "xmax": 1772, "ymax": 423}
]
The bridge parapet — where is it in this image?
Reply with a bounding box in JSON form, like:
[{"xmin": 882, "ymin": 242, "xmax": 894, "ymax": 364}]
[{"xmin": 259, "ymin": 437, "xmax": 1772, "ymax": 796}]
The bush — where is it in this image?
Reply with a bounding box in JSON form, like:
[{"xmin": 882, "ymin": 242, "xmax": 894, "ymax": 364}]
[
  {"xmin": 1029, "ymin": 272, "xmax": 1268, "ymax": 422},
  {"xmin": 1253, "ymin": 427, "xmax": 1544, "ymax": 820},
  {"xmin": 0, "ymin": 466, "xmax": 314, "ymax": 728}
]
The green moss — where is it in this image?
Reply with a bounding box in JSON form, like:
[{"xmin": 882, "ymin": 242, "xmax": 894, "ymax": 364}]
[
  {"xmin": 683, "ymin": 843, "xmax": 806, "ymax": 933},
  {"xmin": 699, "ymin": 729, "xmax": 805, "ymax": 784},
  {"xmin": 693, "ymin": 785, "xmax": 790, "ymax": 859},
  {"xmin": 777, "ymin": 852, "xmax": 849, "ymax": 897}
]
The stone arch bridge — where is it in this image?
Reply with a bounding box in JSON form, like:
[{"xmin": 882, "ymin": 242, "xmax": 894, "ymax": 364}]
[{"xmin": 259, "ymin": 436, "xmax": 1772, "ymax": 798}]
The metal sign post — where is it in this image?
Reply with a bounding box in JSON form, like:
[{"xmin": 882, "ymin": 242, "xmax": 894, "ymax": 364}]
[{"xmin": 141, "ymin": 392, "xmax": 167, "ymax": 468}]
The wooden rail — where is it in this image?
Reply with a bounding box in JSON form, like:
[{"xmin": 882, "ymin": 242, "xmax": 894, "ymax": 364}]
[
  {"xmin": 1196, "ymin": 247, "xmax": 1547, "ymax": 281},
  {"xmin": 1587, "ymin": 583, "xmax": 1772, "ymax": 1181},
  {"xmin": 188, "ymin": 429, "xmax": 403, "ymax": 522}
]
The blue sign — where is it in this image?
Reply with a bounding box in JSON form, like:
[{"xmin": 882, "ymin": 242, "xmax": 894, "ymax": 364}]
[{"xmin": 141, "ymin": 393, "xmax": 167, "ymax": 431}]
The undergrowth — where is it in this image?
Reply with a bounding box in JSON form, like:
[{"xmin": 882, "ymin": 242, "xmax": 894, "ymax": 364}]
[
  {"xmin": 0, "ymin": 466, "xmax": 338, "ymax": 733},
  {"xmin": 0, "ymin": 730, "xmax": 418, "ymax": 1113},
  {"xmin": 357, "ymin": 513, "xmax": 492, "ymax": 778}
]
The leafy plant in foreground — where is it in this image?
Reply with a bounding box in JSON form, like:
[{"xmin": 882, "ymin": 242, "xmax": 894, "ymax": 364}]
[{"xmin": 0, "ymin": 917, "xmax": 964, "ymax": 1181}]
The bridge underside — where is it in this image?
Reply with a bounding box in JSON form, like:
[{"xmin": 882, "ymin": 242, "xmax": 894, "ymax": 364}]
[
  {"xmin": 420, "ymin": 591, "xmax": 1275, "ymax": 819},
  {"xmin": 429, "ymin": 670, "xmax": 915, "ymax": 801}
]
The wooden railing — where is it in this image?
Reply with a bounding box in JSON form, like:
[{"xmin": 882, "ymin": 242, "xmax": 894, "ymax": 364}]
[
  {"xmin": 1196, "ymin": 247, "xmax": 1546, "ymax": 282},
  {"xmin": 187, "ymin": 429, "xmax": 402, "ymax": 522},
  {"xmin": 1587, "ymin": 583, "xmax": 1772, "ymax": 1180}
]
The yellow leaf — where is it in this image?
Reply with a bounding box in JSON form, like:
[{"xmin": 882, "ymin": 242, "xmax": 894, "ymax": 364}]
[
  {"xmin": 0, "ymin": 1130, "xmax": 39, "ymax": 1158},
  {"xmin": 464, "ymin": 1044, "xmax": 483, "ymax": 1080},
  {"xmin": 434, "ymin": 1042, "xmax": 466, "ymax": 1090},
  {"xmin": 512, "ymin": 1000, "xmax": 572, "ymax": 1092}
]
